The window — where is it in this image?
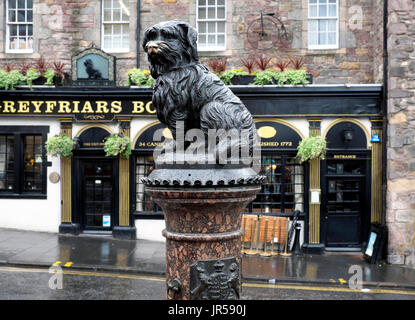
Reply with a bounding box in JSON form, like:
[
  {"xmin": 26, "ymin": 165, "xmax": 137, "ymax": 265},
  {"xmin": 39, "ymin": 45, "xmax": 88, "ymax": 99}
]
[
  {"xmin": 6, "ymin": 0, "xmax": 33, "ymax": 53},
  {"xmin": 0, "ymin": 127, "xmax": 48, "ymax": 198},
  {"xmin": 308, "ymin": 0, "xmax": 338, "ymax": 49},
  {"xmin": 246, "ymin": 155, "xmax": 305, "ymax": 216},
  {"xmin": 135, "ymin": 156, "xmax": 162, "ymax": 217},
  {"xmin": 102, "ymin": 0, "xmax": 130, "ymax": 52},
  {"xmin": 197, "ymin": 0, "xmax": 226, "ymax": 51}
]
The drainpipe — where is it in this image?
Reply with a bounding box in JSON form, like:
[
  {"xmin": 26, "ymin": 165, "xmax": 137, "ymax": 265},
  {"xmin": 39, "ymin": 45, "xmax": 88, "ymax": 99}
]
[
  {"xmin": 136, "ymin": 0, "xmax": 141, "ymax": 68},
  {"xmin": 382, "ymin": 0, "xmax": 388, "ymax": 227}
]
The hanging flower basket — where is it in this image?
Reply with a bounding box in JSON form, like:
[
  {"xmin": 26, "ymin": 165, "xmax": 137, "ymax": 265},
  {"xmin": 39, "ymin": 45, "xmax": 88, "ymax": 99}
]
[
  {"xmin": 104, "ymin": 134, "xmax": 132, "ymax": 159},
  {"xmin": 45, "ymin": 135, "xmax": 75, "ymax": 158},
  {"xmin": 296, "ymin": 135, "xmax": 327, "ymax": 163}
]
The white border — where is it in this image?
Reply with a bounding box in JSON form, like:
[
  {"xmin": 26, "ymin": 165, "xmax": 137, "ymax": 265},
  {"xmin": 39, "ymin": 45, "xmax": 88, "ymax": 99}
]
[
  {"xmin": 307, "ymin": 0, "xmax": 339, "ymax": 50},
  {"xmin": 196, "ymin": 0, "xmax": 226, "ymax": 52}
]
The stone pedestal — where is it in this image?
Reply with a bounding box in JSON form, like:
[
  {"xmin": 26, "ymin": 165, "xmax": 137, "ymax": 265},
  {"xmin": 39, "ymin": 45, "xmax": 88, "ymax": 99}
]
[{"xmin": 143, "ymin": 161, "xmax": 263, "ymax": 300}]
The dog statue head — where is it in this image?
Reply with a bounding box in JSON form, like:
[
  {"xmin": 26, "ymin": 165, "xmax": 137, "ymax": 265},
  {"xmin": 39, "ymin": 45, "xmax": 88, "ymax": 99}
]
[
  {"xmin": 84, "ymin": 59, "xmax": 93, "ymax": 68},
  {"xmin": 143, "ymin": 20, "xmax": 199, "ymax": 79}
]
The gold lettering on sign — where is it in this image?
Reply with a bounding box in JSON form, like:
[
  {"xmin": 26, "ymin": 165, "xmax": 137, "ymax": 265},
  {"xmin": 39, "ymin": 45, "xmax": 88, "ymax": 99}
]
[
  {"xmin": 333, "ymin": 155, "xmax": 357, "ymax": 159},
  {"xmin": 111, "ymin": 101, "xmax": 122, "ymax": 113},
  {"xmin": 260, "ymin": 141, "xmax": 293, "ymax": 147},
  {"xmin": 96, "ymin": 101, "xmax": 109, "ymax": 113},
  {"xmin": 3, "ymin": 101, "xmax": 16, "ymax": 113},
  {"xmin": 72, "ymin": 101, "xmax": 80, "ymax": 113},
  {"xmin": 81, "ymin": 101, "xmax": 94, "ymax": 113},
  {"xmin": 83, "ymin": 142, "xmax": 105, "ymax": 147},
  {"xmin": 132, "ymin": 101, "xmax": 145, "ymax": 113},
  {"xmin": 18, "ymin": 101, "xmax": 30, "ymax": 113},
  {"xmin": 58, "ymin": 101, "xmax": 71, "ymax": 113},
  {"xmin": 32, "ymin": 101, "xmax": 44, "ymax": 113},
  {"xmin": 145, "ymin": 101, "xmax": 156, "ymax": 114},
  {"xmin": 45, "ymin": 101, "xmax": 57, "ymax": 113}
]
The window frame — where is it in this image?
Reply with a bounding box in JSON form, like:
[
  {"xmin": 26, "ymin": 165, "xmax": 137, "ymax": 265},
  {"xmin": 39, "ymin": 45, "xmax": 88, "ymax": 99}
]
[
  {"xmin": 245, "ymin": 153, "xmax": 306, "ymax": 218},
  {"xmin": 0, "ymin": 126, "xmax": 49, "ymax": 199},
  {"xmin": 101, "ymin": 0, "xmax": 130, "ymax": 53},
  {"xmin": 133, "ymin": 154, "xmax": 164, "ymax": 219},
  {"xmin": 196, "ymin": 0, "xmax": 227, "ymax": 52},
  {"xmin": 308, "ymin": 0, "xmax": 339, "ymax": 50},
  {"xmin": 5, "ymin": 0, "xmax": 34, "ymax": 54}
]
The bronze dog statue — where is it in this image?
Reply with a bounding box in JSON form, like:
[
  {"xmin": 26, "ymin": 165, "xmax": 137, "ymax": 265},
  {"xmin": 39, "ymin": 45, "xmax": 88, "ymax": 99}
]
[{"xmin": 143, "ymin": 20, "xmax": 258, "ymax": 164}]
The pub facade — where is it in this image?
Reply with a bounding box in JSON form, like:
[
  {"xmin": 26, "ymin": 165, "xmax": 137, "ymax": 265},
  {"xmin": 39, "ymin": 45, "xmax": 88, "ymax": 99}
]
[
  {"xmin": 0, "ymin": 84, "xmax": 383, "ymax": 254},
  {"xmin": 4, "ymin": 0, "xmax": 409, "ymax": 262}
]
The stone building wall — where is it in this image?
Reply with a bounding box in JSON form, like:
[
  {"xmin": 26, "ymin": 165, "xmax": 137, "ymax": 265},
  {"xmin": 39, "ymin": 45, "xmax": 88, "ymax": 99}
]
[
  {"xmin": 140, "ymin": 0, "xmax": 383, "ymax": 85},
  {"xmin": 0, "ymin": 0, "xmax": 383, "ymax": 85},
  {"xmin": 386, "ymin": 0, "xmax": 415, "ymax": 268}
]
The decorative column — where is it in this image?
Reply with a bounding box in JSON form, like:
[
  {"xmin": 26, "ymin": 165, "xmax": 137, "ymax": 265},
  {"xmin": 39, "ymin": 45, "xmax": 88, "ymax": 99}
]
[
  {"xmin": 113, "ymin": 117, "xmax": 136, "ymax": 239},
  {"xmin": 58, "ymin": 118, "xmax": 80, "ymax": 234},
  {"xmin": 144, "ymin": 160, "xmax": 263, "ymax": 300},
  {"xmin": 302, "ymin": 119, "xmax": 325, "ymax": 254},
  {"xmin": 370, "ymin": 118, "xmax": 383, "ymax": 224}
]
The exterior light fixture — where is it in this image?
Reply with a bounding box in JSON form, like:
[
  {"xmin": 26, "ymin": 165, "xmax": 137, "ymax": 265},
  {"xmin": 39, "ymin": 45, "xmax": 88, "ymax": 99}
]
[{"xmin": 343, "ymin": 125, "xmax": 354, "ymax": 143}]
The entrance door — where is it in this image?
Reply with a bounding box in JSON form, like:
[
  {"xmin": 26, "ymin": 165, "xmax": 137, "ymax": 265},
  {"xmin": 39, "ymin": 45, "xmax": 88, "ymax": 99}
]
[
  {"xmin": 79, "ymin": 159, "xmax": 116, "ymax": 232},
  {"xmin": 322, "ymin": 159, "xmax": 368, "ymax": 249}
]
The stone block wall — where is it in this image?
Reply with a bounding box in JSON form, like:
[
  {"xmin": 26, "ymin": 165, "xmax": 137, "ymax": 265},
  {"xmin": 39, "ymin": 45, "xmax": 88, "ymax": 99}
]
[
  {"xmin": 0, "ymin": 0, "xmax": 138, "ymax": 85},
  {"xmin": 0, "ymin": 0, "xmax": 383, "ymax": 85},
  {"xmin": 140, "ymin": 0, "xmax": 384, "ymax": 85},
  {"xmin": 386, "ymin": 0, "xmax": 415, "ymax": 268}
]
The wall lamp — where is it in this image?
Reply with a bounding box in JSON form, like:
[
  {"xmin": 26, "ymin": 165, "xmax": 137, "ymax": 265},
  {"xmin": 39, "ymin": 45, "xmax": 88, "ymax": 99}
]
[{"xmin": 343, "ymin": 125, "xmax": 354, "ymax": 143}]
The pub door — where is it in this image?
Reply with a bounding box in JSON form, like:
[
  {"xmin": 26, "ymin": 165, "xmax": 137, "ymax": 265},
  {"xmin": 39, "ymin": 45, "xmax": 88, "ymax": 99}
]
[
  {"xmin": 74, "ymin": 158, "xmax": 118, "ymax": 233},
  {"xmin": 321, "ymin": 157, "xmax": 370, "ymax": 250}
]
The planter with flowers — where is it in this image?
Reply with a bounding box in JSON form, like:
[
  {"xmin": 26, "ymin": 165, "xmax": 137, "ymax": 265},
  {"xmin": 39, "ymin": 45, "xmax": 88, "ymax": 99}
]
[
  {"xmin": 45, "ymin": 135, "xmax": 75, "ymax": 158},
  {"xmin": 104, "ymin": 134, "xmax": 132, "ymax": 159},
  {"xmin": 127, "ymin": 68, "xmax": 154, "ymax": 87},
  {"xmin": 296, "ymin": 135, "xmax": 327, "ymax": 163}
]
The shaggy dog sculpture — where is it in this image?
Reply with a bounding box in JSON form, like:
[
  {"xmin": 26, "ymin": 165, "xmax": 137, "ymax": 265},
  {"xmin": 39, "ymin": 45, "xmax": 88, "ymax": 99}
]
[
  {"xmin": 143, "ymin": 20, "xmax": 258, "ymax": 163},
  {"xmin": 84, "ymin": 59, "xmax": 103, "ymax": 80}
]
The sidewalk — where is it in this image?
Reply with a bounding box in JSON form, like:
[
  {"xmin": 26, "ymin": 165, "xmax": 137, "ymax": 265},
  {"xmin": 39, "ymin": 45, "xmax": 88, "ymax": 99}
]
[{"xmin": 1, "ymin": 227, "xmax": 415, "ymax": 290}]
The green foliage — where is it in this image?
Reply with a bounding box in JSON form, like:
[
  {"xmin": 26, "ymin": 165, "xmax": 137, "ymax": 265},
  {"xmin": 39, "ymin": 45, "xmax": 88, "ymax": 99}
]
[
  {"xmin": 43, "ymin": 68, "xmax": 55, "ymax": 85},
  {"xmin": 45, "ymin": 135, "xmax": 75, "ymax": 158},
  {"xmin": 104, "ymin": 135, "xmax": 132, "ymax": 159},
  {"xmin": 274, "ymin": 69, "xmax": 310, "ymax": 86},
  {"xmin": 253, "ymin": 69, "xmax": 310, "ymax": 86},
  {"xmin": 26, "ymin": 69, "xmax": 40, "ymax": 90},
  {"xmin": 0, "ymin": 69, "xmax": 25, "ymax": 90},
  {"xmin": 218, "ymin": 68, "xmax": 249, "ymax": 85},
  {"xmin": 127, "ymin": 68, "xmax": 154, "ymax": 86},
  {"xmin": 296, "ymin": 135, "xmax": 327, "ymax": 163},
  {"xmin": 0, "ymin": 70, "xmax": 7, "ymax": 89},
  {"xmin": 253, "ymin": 69, "xmax": 280, "ymax": 86}
]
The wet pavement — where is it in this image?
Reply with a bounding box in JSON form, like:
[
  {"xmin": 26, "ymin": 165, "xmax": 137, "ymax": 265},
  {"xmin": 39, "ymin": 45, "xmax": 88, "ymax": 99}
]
[
  {"xmin": 1, "ymin": 227, "xmax": 415, "ymax": 290},
  {"xmin": 1, "ymin": 266, "xmax": 414, "ymax": 300}
]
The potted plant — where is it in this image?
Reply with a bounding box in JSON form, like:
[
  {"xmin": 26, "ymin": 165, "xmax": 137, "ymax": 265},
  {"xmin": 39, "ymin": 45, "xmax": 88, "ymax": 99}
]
[
  {"xmin": 296, "ymin": 135, "xmax": 327, "ymax": 163},
  {"xmin": 253, "ymin": 69, "xmax": 310, "ymax": 86},
  {"xmin": 288, "ymin": 55, "xmax": 313, "ymax": 84},
  {"xmin": 274, "ymin": 59, "xmax": 291, "ymax": 72},
  {"xmin": 254, "ymin": 54, "xmax": 273, "ymax": 71},
  {"xmin": 0, "ymin": 69, "xmax": 25, "ymax": 90},
  {"xmin": 207, "ymin": 57, "xmax": 228, "ymax": 75},
  {"xmin": 219, "ymin": 68, "xmax": 250, "ymax": 85},
  {"xmin": 104, "ymin": 134, "xmax": 132, "ymax": 159},
  {"xmin": 252, "ymin": 69, "xmax": 280, "ymax": 85},
  {"xmin": 45, "ymin": 135, "xmax": 75, "ymax": 158},
  {"xmin": 127, "ymin": 68, "xmax": 154, "ymax": 87},
  {"xmin": 236, "ymin": 56, "xmax": 257, "ymax": 85},
  {"xmin": 51, "ymin": 61, "xmax": 68, "ymax": 86},
  {"xmin": 274, "ymin": 69, "xmax": 310, "ymax": 86},
  {"xmin": 25, "ymin": 68, "xmax": 41, "ymax": 90}
]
